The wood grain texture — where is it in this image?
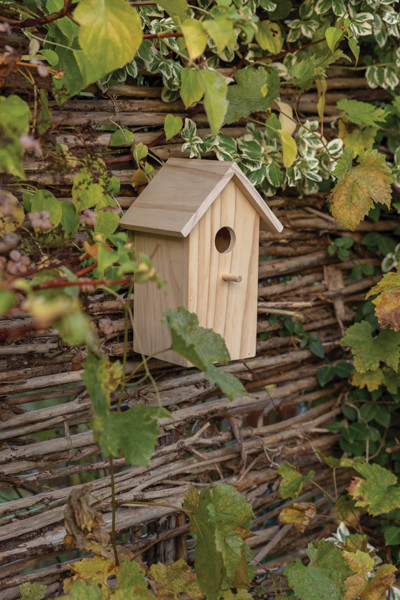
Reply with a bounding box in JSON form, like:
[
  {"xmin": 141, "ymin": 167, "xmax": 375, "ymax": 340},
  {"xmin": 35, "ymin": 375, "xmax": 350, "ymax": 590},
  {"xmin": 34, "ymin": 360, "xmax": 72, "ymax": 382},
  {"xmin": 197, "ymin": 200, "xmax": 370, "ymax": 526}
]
[
  {"xmin": 120, "ymin": 159, "xmax": 283, "ymax": 237},
  {"xmin": 133, "ymin": 233, "xmax": 189, "ymax": 366},
  {"xmin": 188, "ymin": 180, "xmax": 259, "ymax": 361}
]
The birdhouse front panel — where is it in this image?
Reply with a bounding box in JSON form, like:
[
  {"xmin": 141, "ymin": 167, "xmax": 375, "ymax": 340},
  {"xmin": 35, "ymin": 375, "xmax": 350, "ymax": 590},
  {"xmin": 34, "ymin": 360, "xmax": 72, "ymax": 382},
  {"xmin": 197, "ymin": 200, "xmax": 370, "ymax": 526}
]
[
  {"xmin": 133, "ymin": 233, "xmax": 189, "ymax": 366},
  {"xmin": 187, "ymin": 180, "xmax": 259, "ymax": 362}
]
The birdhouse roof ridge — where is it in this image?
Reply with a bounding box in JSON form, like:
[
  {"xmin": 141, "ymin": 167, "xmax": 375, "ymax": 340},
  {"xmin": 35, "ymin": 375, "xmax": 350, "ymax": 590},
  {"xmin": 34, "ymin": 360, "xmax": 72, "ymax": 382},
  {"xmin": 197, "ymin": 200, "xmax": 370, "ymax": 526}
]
[{"xmin": 119, "ymin": 158, "xmax": 283, "ymax": 237}]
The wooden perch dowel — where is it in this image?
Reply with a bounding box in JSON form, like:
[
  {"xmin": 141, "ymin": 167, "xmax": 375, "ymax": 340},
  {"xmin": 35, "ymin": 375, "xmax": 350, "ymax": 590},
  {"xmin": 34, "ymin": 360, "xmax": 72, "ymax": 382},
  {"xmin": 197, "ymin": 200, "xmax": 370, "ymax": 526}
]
[{"xmin": 222, "ymin": 274, "xmax": 242, "ymax": 282}]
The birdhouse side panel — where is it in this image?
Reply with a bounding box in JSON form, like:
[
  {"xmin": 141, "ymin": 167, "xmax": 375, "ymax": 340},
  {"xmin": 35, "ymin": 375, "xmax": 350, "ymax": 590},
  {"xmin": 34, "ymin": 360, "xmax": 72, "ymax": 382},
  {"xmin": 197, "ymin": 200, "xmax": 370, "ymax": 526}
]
[
  {"xmin": 187, "ymin": 180, "xmax": 259, "ymax": 361},
  {"xmin": 134, "ymin": 232, "xmax": 189, "ymax": 366}
]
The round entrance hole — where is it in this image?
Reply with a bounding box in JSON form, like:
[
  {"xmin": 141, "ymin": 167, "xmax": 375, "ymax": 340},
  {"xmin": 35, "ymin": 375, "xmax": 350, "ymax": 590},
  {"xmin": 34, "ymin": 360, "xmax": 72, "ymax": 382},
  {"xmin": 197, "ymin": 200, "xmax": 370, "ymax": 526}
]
[{"xmin": 215, "ymin": 226, "xmax": 236, "ymax": 254}]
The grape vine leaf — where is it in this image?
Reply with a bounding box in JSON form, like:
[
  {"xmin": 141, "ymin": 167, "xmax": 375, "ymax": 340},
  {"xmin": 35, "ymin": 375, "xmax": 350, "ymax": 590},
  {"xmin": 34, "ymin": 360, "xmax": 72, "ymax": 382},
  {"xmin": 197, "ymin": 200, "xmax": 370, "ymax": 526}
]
[
  {"xmin": 337, "ymin": 120, "xmax": 377, "ymax": 157},
  {"xmin": 351, "ymin": 369, "xmax": 385, "ymax": 392},
  {"xmin": 164, "ymin": 114, "xmax": 183, "ymax": 140},
  {"xmin": 336, "ymin": 99, "xmax": 387, "ymax": 128},
  {"xmin": 277, "ymin": 462, "xmax": 315, "ymax": 500},
  {"xmin": 329, "ymin": 150, "xmax": 393, "ymax": 231},
  {"xmin": 342, "ymin": 549, "xmax": 375, "ymax": 600},
  {"xmin": 278, "ymin": 502, "xmax": 316, "ymax": 533},
  {"xmin": 113, "ymin": 560, "xmax": 153, "ymax": 600},
  {"xmin": 348, "ymin": 461, "xmax": 400, "ymax": 515},
  {"xmin": 224, "ymin": 67, "xmax": 280, "ymax": 125},
  {"xmin": 180, "ymin": 68, "xmax": 204, "ymax": 108},
  {"xmin": 149, "ymin": 559, "xmax": 202, "ymax": 600},
  {"xmin": 183, "ymin": 484, "xmax": 254, "ymax": 600},
  {"xmin": 358, "ymin": 564, "xmax": 397, "ymax": 600},
  {"xmin": 74, "ymin": 0, "xmax": 143, "ymax": 80},
  {"xmin": 366, "ymin": 269, "xmax": 400, "ymax": 331},
  {"xmin": 255, "ymin": 20, "xmax": 283, "ymax": 53},
  {"xmin": 83, "ymin": 352, "xmax": 170, "ymax": 466},
  {"xmin": 340, "ymin": 320, "xmax": 400, "ymax": 372},
  {"xmin": 65, "ymin": 557, "xmax": 116, "ymax": 594},
  {"xmin": 199, "ymin": 70, "xmax": 228, "ymax": 135},
  {"xmin": 162, "ymin": 307, "xmax": 246, "ymax": 400},
  {"xmin": 285, "ymin": 540, "xmax": 352, "ymax": 600},
  {"xmin": 19, "ymin": 583, "xmax": 46, "ymax": 600},
  {"xmin": 0, "ymin": 95, "xmax": 31, "ymax": 179},
  {"xmin": 64, "ymin": 580, "xmax": 103, "ymax": 600}
]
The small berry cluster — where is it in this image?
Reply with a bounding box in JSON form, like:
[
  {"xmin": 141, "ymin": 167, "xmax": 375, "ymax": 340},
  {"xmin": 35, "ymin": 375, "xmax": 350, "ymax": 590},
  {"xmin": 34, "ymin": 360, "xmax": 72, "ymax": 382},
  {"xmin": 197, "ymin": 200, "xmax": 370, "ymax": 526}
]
[
  {"xmin": 79, "ymin": 209, "xmax": 97, "ymax": 226},
  {"xmin": 0, "ymin": 250, "xmax": 31, "ymax": 276},
  {"xmin": 29, "ymin": 210, "xmax": 52, "ymax": 230}
]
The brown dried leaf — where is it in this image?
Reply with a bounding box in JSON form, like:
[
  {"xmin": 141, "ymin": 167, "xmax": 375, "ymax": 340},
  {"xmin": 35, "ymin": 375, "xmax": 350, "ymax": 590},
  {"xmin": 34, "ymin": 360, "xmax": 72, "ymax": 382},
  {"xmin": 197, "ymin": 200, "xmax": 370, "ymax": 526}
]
[
  {"xmin": 360, "ymin": 564, "xmax": 396, "ymax": 600},
  {"xmin": 278, "ymin": 502, "xmax": 316, "ymax": 533},
  {"xmin": 63, "ymin": 484, "xmax": 110, "ymax": 551}
]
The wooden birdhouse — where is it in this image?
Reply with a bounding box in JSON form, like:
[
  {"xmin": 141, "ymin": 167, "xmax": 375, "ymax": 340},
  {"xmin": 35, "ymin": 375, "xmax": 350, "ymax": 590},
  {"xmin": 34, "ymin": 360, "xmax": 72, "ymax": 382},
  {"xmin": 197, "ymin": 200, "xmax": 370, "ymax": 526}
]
[{"xmin": 120, "ymin": 158, "xmax": 283, "ymax": 366}]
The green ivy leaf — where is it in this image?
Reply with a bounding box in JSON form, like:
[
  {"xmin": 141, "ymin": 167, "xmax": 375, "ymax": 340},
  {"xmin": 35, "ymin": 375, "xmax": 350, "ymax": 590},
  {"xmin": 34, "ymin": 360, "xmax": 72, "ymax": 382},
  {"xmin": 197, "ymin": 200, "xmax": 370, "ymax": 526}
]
[
  {"xmin": 224, "ymin": 67, "xmax": 280, "ymax": 124},
  {"xmin": 285, "ymin": 540, "xmax": 352, "ymax": 600},
  {"xmin": 255, "ymin": 20, "xmax": 283, "ymax": 53},
  {"xmin": 83, "ymin": 352, "xmax": 170, "ymax": 466},
  {"xmin": 164, "ymin": 113, "xmax": 183, "ymax": 141},
  {"xmin": 109, "ymin": 129, "xmax": 134, "ymax": 146},
  {"xmin": 74, "ymin": 0, "xmax": 143, "ymax": 80},
  {"xmin": 199, "ymin": 70, "xmax": 228, "ymax": 135},
  {"xmin": 162, "ymin": 307, "xmax": 246, "ymax": 400},
  {"xmin": 180, "ymin": 67, "xmax": 204, "ymax": 108},
  {"xmin": 340, "ymin": 321, "xmax": 400, "ymax": 372},
  {"xmin": 183, "ymin": 484, "xmax": 254, "ymax": 600},
  {"xmin": 278, "ymin": 462, "xmax": 315, "ymax": 500}
]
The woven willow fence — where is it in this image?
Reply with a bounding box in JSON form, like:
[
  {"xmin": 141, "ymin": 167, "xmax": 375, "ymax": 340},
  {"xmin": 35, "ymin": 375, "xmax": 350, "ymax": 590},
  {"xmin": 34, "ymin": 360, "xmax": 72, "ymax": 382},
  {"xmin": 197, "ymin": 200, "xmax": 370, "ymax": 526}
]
[{"xmin": 0, "ymin": 69, "xmax": 395, "ymax": 598}]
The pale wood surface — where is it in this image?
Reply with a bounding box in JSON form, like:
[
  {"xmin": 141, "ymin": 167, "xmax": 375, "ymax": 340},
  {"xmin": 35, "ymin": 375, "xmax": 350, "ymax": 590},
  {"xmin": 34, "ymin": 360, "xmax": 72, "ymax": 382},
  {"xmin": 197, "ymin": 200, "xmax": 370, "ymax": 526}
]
[
  {"xmin": 187, "ymin": 180, "xmax": 259, "ymax": 361},
  {"xmin": 120, "ymin": 159, "xmax": 283, "ymax": 237},
  {"xmin": 134, "ymin": 233, "xmax": 189, "ymax": 366}
]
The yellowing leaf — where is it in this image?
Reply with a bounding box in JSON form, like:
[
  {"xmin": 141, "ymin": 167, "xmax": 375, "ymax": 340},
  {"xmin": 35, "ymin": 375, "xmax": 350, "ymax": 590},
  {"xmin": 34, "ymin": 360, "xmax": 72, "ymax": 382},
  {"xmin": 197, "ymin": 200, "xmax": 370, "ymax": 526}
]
[
  {"xmin": 203, "ymin": 17, "xmax": 234, "ymax": 55},
  {"xmin": 338, "ymin": 119, "xmax": 377, "ymax": 157},
  {"xmin": 199, "ymin": 70, "xmax": 228, "ymax": 135},
  {"xmin": 255, "ymin": 20, "xmax": 283, "ymax": 53},
  {"xmin": 359, "ymin": 564, "xmax": 396, "ymax": 600},
  {"xmin": 340, "ymin": 320, "xmax": 400, "ymax": 373},
  {"xmin": 156, "ymin": 0, "xmax": 188, "ymax": 19},
  {"xmin": 277, "ymin": 462, "xmax": 315, "ymax": 500},
  {"xmin": 164, "ymin": 113, "xmax": 183, "ymax": 141},
  {"xmin": 74, "ymin": 0, "xmax": 143, "ymax": 80},
  {"xmin": 150, "ymin": 559, "xmax": 202, "ymax": 600},
  {"xmin": 130, "ymin": 169, "xmax": 149, "ymax": 187},
  {"xmin": 366, "ymin": 270, "xmax": 400, "ymax": 332},
  {"xmin": 278, "ymin": 502, "xmax": 316, "ymax": 533},
  {"xmin": 180, "ymin": 19, "xmax": 207, "ymax": 62},
  {"xmin": 329, "ymin": 151, "xmax": 393, "ymax": 231},
  {"xmin": 64, "ymin": 556, "xmax": 115, "ymax": 593},
  {"xmin": 276, "ymin": 100, "xmax": 296, "ymax": 135},
  {"xmin": 348, "ymin": 461, "xmax": 400, "ymax": 515},
  {"xmin": 19, "ymin": 583, "xmax": 46, "ymax": 600},
  {"xmin": 0, "ymin": 191, "xmax": 24, "ymax": 235},
  {"xmin": 278, "ymin": 129, "xmax": 297, "ymax": 168},
  {"xmin": 351, "ymin": 369, "xmax": 385, "ymax": 392},
  {"xmin": 180, "ymin": 67, "xmax": 204, "ymax": 108}
]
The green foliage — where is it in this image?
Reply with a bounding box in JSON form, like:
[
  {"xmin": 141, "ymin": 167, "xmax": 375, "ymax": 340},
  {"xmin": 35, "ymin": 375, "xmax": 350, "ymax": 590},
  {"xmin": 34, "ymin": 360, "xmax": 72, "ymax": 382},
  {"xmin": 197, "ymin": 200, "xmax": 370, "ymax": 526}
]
[
  {"xmin": 224, "ymin": 67, "xmax": 280, "ymax": 125},
  {"xmin": 348, "ymin": 460, "xmax": 400, "ymax": 516},
  {"xmin": 336, "ymin": 99, "xmax": 388, "ymax": 128},
  {"xmin": 0, "ymin": 95, "xmax": 31, "ymax": 178},
  {"xmin": 82, "ymin": 352, "xmax": 170, "ymax": 466},
  {"xmin": 183, "ymin": 483, "xmax": 254, "ymax": 600},
  {"xmin": 150, "ymin": 559, "xmax": 202, "ymax": 600},
  {"xmin": 277, "ymin": 462, "xmax": 315, "ymax": 500},
  {"xmin": 163, "ymin": 307, "xmax": 247, "ymax": 400},
  {"xmin": 285, "ymin": 540, "xmax": 352, "ymax": 600},
  {"xmin": 164, "ymin": 113, "xmax": 183, "ymax": 141},
  {"xmin": 340, "ymin": 320, "xmax": 400, "ymax": 372},
  {"xmin": 19, "ymin": 583, "xmax": 46, "ymax": 600}
]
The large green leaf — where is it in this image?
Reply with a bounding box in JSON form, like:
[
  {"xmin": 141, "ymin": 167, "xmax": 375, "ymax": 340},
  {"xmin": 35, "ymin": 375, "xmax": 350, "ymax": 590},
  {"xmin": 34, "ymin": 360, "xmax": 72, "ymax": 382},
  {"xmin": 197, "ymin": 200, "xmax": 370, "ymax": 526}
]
[
  {"xmin": 348, "ymin": 461, "xmax": 400, "ymax": 516},
  {"xmin": 162, "ymin": 307, "xmax": 246, "ymax": 400},
  {"xmin": 224, "ymin": 67, "xmax": 280, "ymax": 124},
  {"xmin": 336, "ymin": 98, "xmax": 387, "ymax": 127},
  {"xmin": 74, "ymin": 0, "xmax": 143, "ymax": 79},
  {"xmin": 285, "ymin": 541, "xmax": 352, "ymax": 600},
  {"xmin": 0, "ymin": 95, "xmax": 31, "ymax": 179},
  {"xmin": 113, "ymin": 560, "xmax": 153, "ymax": 600},
  {"xmin": 183, "ymin": 484, "xmax": 254, "ymax": 600},
  {"xmin": 82, "ymin": 352, "xmax": 170, "ymax": 466},
  {"xmin": 180, "ymin": 67, "xmax": 204, "ymax": 108},
  {"xmin": 340, "ymin": 321, "xmax": 400, "ymax": 373},
  {"xmin": 199, "ymin": 70, "xmax": 228, "ymax": 135}
]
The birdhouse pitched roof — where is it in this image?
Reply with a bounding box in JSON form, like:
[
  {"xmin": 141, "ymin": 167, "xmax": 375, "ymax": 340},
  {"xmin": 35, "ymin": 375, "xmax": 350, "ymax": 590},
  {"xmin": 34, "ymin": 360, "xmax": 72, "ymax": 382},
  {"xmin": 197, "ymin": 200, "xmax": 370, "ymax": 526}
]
[{"xmin": 120, "ymin": 158, "xmax": 283, "ymax": 237}]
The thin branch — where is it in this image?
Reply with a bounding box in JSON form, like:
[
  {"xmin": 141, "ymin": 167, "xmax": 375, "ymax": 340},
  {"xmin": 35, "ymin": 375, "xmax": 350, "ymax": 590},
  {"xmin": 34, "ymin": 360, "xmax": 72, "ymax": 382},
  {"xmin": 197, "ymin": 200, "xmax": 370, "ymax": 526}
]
[
  {"xmin": 1, "ymin": 0, "xmax": 77, "ymax": 28},
  {"xmin": 143, "ymin": 32, "xmax": 183, "ymax": 39}
]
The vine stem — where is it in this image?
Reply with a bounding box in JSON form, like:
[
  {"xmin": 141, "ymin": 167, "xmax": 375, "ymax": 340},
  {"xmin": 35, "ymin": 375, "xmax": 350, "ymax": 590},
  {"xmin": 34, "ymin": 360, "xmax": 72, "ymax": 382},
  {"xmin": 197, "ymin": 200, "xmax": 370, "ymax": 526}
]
[
  {"xmin": 310, "ymin": 479, "xmax": 335, "ymax": 503},
  {"xmin": 117, "ymin": 498, "xmax": 193, "ymax": 517},
  {"xmin": 143, "ymin": 32, "xmax": 183, "ymax": 39},
  {"xmin": 109, "ymin": 456, "xmax": 120, "ymax": 566},
  {"xmin": 0, "ymin": 0, "xmax": 76, "ymax": 28},
  {"xmin": 118, "ymin": 279, "xmax": 134, "ymax": 408}
]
